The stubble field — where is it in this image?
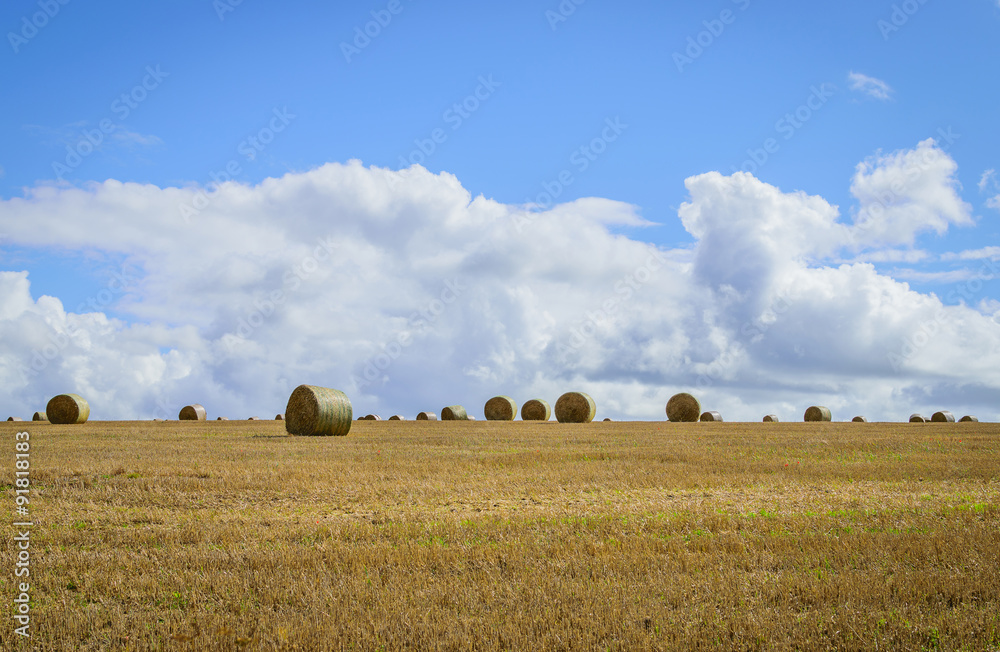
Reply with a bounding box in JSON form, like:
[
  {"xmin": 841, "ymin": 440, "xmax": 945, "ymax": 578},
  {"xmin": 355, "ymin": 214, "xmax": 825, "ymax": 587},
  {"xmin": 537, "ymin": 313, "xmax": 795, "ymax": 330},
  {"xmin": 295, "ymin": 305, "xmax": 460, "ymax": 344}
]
[{"xmin": 2, "ymin": 419, "xmax": 999, "ymax": 651}]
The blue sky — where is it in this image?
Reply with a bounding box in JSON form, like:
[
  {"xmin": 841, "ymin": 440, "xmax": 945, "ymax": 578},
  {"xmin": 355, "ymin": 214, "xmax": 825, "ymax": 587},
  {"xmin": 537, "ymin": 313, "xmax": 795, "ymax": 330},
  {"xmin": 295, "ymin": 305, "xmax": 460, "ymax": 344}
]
[{"xmin": 1, "ymin": 1, "xmax": 999, "ymax": 421}]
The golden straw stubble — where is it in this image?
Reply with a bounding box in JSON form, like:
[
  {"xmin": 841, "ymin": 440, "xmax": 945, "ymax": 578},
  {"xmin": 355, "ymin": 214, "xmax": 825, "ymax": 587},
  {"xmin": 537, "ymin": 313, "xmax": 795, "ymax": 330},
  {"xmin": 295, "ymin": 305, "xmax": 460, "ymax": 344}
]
[
  {"xmin": 484, "ymin": 396, "xmax": 517, "ymax": 421},
  {"xmin": 178, "ymin": 404, "xmax": 207, "ymax": 421},
  {"xmin": 554, "ymin": 392, "xmax": 596, "ymax": 423},
  {"xmin": 46, "ymin": 394, "xmax": 90, "ymax": 425},
  {"xmin": 284, "ymin": 385, "xmax": 353, "ymax": 436},
  {"xmin": 804, "ymin": 406, "xmax": 832, "ymax": 422},
  {"xmin": 521, "ymin": 399, "xmax": 551, "ymax": 421},
  {"xmin": 441, "ymin": 406, "xmax": 468, "ymax": 421},
  {"xmin": 666, "ymin": 393, "xmax": 700, "ymax": 422}
]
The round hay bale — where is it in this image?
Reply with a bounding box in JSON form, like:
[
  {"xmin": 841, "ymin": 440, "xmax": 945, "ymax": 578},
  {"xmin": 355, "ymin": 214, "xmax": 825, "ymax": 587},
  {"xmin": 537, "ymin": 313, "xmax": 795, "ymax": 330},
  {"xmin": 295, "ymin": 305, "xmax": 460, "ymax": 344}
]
[
  {"xmin": 275, "ymin": 414, "xmax": 284, "ymax": 421},
  {"xmin": 32, "ymin": 411, "xmax": 47, "ymax": 422},
  {"xmin": 521, "ymin": 399, "xmax": 551, "ymax": 421},
  {"xmin": 762, "ymin": 414, "xmax": 779, "ymax": 423},
  {"xmin": 484, "ymin": 396, "xmax": 517, "ymax": 421},
  {"xmin": 700, "ymin": 411, "xmax": 723, "ymax": 422},
  {"xmin": 363, "ymin": 414, "xmax": 382, "ymax": 421},
  {"xmin": 7, "ymin": 416, "xmax": 24, "ymax": 421},
  {"xmin": 555, "ymin": 392, "xmax": 596, "ymax": 423},
  {"xmin": 441, "ymin": 405, "xmax": 468, "ymax": 421},
  {"xmin": 217, "ymin": 417, "xmax": 229, "ymax": 421},
  {"xmin": 804, "ymin": 406, "xmax": 832, "ymax": 422},
  {"xmin": 46, "ymin": 394, "xmax": 90, "ymax": 425},
  {"xmin": 247, "ymin": 417, "xmax": 260, "ymax": 420},
  {"xmin": 284, "ymin": 384, "xmax": 352, "ymax": 436},
  {"xmin": 178, "ymin": 404, "xmax": 207, "ymax": 421},
  {"xmin": 666, "ymin": 393, "xmax": 701, "ymax": 422},
  {"xmin": 909, "ymin": 414, "xmax": 927, "ymax": 423},
  {"xmin": 852, "ymin": 416, "xmax": 868, "ymax": 423},
  {"xmin": 153, "ymin": 418, "xmax": 164, "ymax": 422},
  {"xmin": 931, "ymin": 411, "xmax": 955, "ymax": 423},
  {"xmin": 417, "ymin": 412, "xmax": 438, "ymax": 420},
  {"xmin": 959, "ymin": 415, "xmax": 978, "ymax": 422},
  {"xmin": 388, "ymin": 415, "xmax": 405, "ymax": 421},
  {"xmin": 468, "ymin": 416, "xmax": 476, "ymax": 420},
  {"xmin": 603, "ymin": 417, "xmax": 612, "ymax": 422}
]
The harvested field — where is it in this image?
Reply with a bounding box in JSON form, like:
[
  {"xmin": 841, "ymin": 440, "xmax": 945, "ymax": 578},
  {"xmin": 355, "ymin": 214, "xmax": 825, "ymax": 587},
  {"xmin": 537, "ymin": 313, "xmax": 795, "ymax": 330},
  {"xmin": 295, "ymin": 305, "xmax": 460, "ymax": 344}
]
[{"xmin": 2, "ymin": 419, "xmax": 999, "ymax": 650}]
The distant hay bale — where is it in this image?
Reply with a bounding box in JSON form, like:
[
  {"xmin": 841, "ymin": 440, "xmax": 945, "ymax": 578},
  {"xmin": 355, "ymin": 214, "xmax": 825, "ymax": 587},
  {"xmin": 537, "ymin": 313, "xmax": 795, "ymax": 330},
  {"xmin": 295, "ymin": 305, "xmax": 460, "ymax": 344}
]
[
  {"xmin": 7, "ymin": 416, "xmax": 23, "ymax": 421},
  {"xmin": 178, "ymin": 404, "xmax": 207, "ymax": 421},
  {"xmin": 363, "ymin": 414, "xmax": 382, "ymax": 421},
  {"xmin": 521, "ymin": 399, "xmax": 551, "ymax": 421},
  {"xmin": 153, "ymin": 418, "xmax": 164, "ymax": 422},
  {"xmin": 284, "ymin": 384, "xmax": 353, "ymax": 436},
  {"xmin": 603, "ymin": 418, "xmax": 612, "ymax": 422},
  {"xmin": 762, "ymin": 414, "xmax": 779, "ymax": 423},
  {"xmin": 441, "ymin": 405, "xmax": 468, "ymax": 421},
  {"xmin": 959, "ymin": 415, "xmax": 979, "ymax": 422},
  {"xmin": 931, "ymin": 411, "xmax": 955, "ymax": 423},
  {"xmin": 468, "ymin": 416, "xmax": 476, "ymax": 421},
  {"xmin": 46, "ymin": 394, "xmax": 90, "ymax": 425},
  {"xmin": 700, "ymin": 411, "xmax": 723, "ymax": 422},
  {"xmin": 247, "ymin": 417, "xmax": 260, "ymax": 420},
  {"xmin": 909, "ymin": 414, "xmax": 927, "ymax": 423},
  {"xmin": 32, "ymin": 412, "xmax": 46, "ymax": 422},
  {"xmin": 484, "ymin": 396, "xmax": 517, "ymax": 421},
  {"xmin": 217, "ymin": 417, "xmax": 229, "ymax": 421},
  {"xmin": 388, "ymin": 415, "xmax": 405, "ymax": 421},
  {"xmin": 417, "ymin": 412, "xmax": 438, "ymax": 420},
  {"xmin": 555, "ymin": 392, "xmax": 596, "ymax": 423},
  {"xmin": 852, "ymin": 416, "xmax": 868, "ymax": 423},
  {"xmin": 275, "ymin": 414, "xmax": 284, "ymax": 421},
  {"xmin": 804, "ymin": 406, "xmax": 832, "ymax": 422},
  {"xmin": 666, "ymin": 393, "xmax": 701, "ymax": 422}
]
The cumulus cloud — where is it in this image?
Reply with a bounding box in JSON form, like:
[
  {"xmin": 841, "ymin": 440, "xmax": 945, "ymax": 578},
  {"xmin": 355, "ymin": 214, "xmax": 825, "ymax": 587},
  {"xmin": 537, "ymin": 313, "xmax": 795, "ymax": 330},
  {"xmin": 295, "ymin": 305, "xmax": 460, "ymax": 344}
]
[
  {"xmin": 1, "ymin": 149, "xmax": 998, "ymax": 422},
  {"xmin": 848, "ymin": 71, "xmax": 893, "ymax": 101}
]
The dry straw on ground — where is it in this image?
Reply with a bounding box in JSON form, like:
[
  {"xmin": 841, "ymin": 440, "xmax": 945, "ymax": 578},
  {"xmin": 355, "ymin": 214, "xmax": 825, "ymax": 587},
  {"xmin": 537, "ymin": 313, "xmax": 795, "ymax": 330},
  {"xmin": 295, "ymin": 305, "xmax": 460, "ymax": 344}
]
[
  {"xmin": 910, "ymin": 414, "xmax": 928, "ymax": 423},
  {"xmin": 853, "ymin": 416, "xmax": 869, "ymax": 423},
  {"xmin": 700, "ymin": 411, "xmax": 723, "ymax": 422},
  {"xmin": 666, "ymin": 393, "xmax": 701, "ymax": 422},
  {"xmin": 804, "ymin": 406, "xmax": 832, "ymax": 422},
  {"xmin": 932, "ymin": 411, "xmax": 955, "ymax": 423},
  {"xmin": 417, "ymin": 412, "xmax": 438, "ymax": 421},
  {"xmin": 284, "ymin": 384, "xmax": 353, "ymax": 437},
  {"xmin": 179, "ymin": 404, "xmax": 207, "ymax": 421},
  {"xmin": 32, "ymin": 411, "xmax": 46, "ymax": 421},
  {"xmin": 521, "ymin": 399, "xmax": 551, "ymax": 421},
  {"xmin": 960, "ymin": 415, "xmax": 979, "ymax": 422},
  {"xmin": 555, "ymin": 392, "xmax": 596, "ymax": 423},
  {"xmin": 484, "ymin": 396, "xmax": 517, "ymax": 421},
  {"xmin": 46, "ymin": 393, "xmax": 90, "ymax": 425},
  {"xmin": 763, "ymin": 415, "xmax": 779, "ymax": 423},
  {"xmin": 442, "ymin": 406, "xmax": 469, "ymax": 421}
]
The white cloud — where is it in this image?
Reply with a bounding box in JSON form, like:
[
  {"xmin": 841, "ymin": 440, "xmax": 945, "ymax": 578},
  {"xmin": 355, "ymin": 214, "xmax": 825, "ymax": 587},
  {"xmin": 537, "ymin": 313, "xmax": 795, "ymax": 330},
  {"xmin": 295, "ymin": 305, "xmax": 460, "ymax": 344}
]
[
  {"xmin": 1, "ymin": 152, "xmax": 998, "ymax": 423},
  {"xmin": 979, "ymin": 169, "xmax": 996, "ymax": 192},
  {"xmin": 848, "ymin": 71, "xmax": 893, "ymax": 101},
  {"xmin": 939, "ymin": 246, "xmax": 1000, "ymax": 261}
]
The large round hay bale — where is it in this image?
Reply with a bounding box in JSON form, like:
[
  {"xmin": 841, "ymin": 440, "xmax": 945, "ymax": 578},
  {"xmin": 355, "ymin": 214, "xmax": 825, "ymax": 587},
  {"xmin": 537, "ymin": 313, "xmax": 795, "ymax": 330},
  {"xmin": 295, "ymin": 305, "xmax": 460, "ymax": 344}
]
[
  {"xmin": 804, "ymin": 406, "xmax": 832, "ymax": 422},
  {"xmin": 909, "ymin": 414, "xmax": 927, "ymax": 423},
  {"xmin": 555, "ymin": 392, "xmax": 596, "ymax": 423},
  {"xmin": 852, "ymin": 416, "xmax": 868, "ymax": 423},
  {"xmin": 388, "ymin": 415, "xmax": 405, "ymax": 421},
  {"xmin": 441, "ymin": 405, "xmax": 468, "ymax": 421},
  {"xmin": 521, "ymin": 399, "xmax": 551, "ymax": 421},
  {"xmin": 7, "ymin": 416, "xmax": 23, "ymax": 421},
  {"xmin": 32, "ymin": 412, "xmax": 47, "ymax": 422},
  {"xmin": 178, "ymin": 404, "xmax": 207, "ymax": 421},
  {"xmin": 700, "ymin": 411, "xmax": 723, "ymax": 422},
  {"xmin": 284, "ymin": 384, "xmax": 353, "ymax": 437},
  {"xmin": 762, "ymin": 414, "xmax": 779, "ymax": 423},
  {"xmin": 959, "ymin": 415, "xmax": 978, "ymax": 422},
  {"xmin": 416, "ymin": 411, "xmax": 438, "ymax": 421},
  {"xmin": 46, "ymin": 394, "xmax": 90, "ymax": 425},
  {"xmin": 931, "ymin": 411, "xmax": 955, "ymax": 423},
  {"xmin": 484, "ymin": 396, "xmax": 517, "ymax": 421},
  {"xmin": 666, "ymin": 393, "xmax": 701, "ymax": 422}
]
